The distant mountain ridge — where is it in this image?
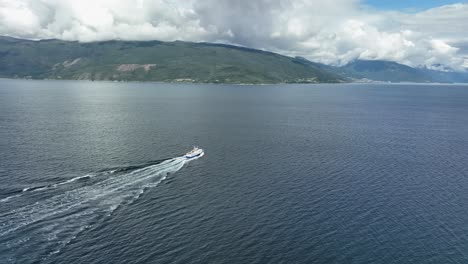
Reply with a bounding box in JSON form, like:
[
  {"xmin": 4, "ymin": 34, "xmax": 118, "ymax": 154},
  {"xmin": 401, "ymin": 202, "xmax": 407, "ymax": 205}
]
[
  {"xmin": 0, "ymin": 36, "xmax": 467, "ymax": 83},
  {"xmin": 339, "ymin": 60, "xmax": 468, "ymax": 83}
]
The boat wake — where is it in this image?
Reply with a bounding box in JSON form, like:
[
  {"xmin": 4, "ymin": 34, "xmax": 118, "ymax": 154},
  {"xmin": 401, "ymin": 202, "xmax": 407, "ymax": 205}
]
[{"xmin": 0, "ymin": 154, "xmax": 202, "ymax": 262}]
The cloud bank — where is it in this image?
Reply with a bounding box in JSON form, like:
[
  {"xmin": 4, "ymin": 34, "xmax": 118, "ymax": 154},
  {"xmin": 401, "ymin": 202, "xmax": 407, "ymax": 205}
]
[{"xmin": 0, "ymin": 0, "xmax": 467, "ymax": 70}]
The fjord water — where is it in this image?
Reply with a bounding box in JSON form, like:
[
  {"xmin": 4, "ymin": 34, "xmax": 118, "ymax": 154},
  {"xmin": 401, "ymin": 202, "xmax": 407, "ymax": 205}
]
[{"xmin": 1, "ymin": 79, "xmax": 468, "ymax": 264}]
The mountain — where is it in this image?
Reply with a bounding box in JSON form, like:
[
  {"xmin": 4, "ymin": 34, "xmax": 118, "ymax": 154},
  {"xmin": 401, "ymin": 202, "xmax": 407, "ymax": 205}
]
[
  {"xmin": 0, "ymin": 36, "xmax": 344, "ymax": 84},
  {"xmin": 339, "ymin": 60, "xmax": 427, "ymax": 82},
  {"xmin": 339, "ymin": 60, "xmax": 468, "ymax": 83},
  {"xmin": 2, "ymin": 36, "xmax": 467, "ymax": 84}
]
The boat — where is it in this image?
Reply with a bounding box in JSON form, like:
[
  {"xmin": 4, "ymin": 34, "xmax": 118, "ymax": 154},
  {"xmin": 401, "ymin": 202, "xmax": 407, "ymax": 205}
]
[{"xmin": 184, "ymin": 146, "xmax": 204, "ymax": 159}]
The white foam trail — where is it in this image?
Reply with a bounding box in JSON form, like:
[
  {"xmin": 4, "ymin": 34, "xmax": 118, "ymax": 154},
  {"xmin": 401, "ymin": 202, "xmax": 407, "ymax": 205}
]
[
  {"xmin": 0, "ymin": 175, "xmax": 95, "ymax": 204},
  {"xmin": 1, "ymin": 169, "xmax": 123, "ymax": 204},
  {"xmin": 0, "ymin": 157, "xmax": 187, "ymax": 236},
  {"xmin": 0, "ymin": 154, "xmax": 201, "ymax": 259},
  {"xmin": 52, "ymin": 174, "xmax": 94, "ymax": 187},
  {"xmin": 0, "ymin": 194, "xmax": 20, "ymax": 203}
]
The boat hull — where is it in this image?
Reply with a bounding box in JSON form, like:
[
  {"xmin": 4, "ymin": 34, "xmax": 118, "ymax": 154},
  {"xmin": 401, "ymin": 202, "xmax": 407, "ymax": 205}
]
[{"xmin": 184, "ymin": 149, "xmax": 204, "ymax": 159}]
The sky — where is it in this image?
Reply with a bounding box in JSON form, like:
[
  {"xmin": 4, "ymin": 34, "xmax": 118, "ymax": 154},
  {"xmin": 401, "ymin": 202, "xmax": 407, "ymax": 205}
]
[{"xmin": 0, "ymin": 0, "xmax": 467, "ymax": 71}]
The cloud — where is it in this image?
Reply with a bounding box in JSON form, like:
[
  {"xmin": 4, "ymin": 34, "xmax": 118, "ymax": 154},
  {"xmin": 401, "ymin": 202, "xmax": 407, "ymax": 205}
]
[
  {"xmin": 0, "ymin": 0, "xmax": 208, "ymax": 41},
  {"xmin": 0, "ymin": 0, "xmax": 467, "ymax": 70}
]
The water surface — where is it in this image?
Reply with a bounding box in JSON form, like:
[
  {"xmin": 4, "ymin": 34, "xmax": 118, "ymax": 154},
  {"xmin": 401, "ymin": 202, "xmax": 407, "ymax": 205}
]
[{"xmin": 1, "ymin": 79, "xmax": 468, "ymax": 263}]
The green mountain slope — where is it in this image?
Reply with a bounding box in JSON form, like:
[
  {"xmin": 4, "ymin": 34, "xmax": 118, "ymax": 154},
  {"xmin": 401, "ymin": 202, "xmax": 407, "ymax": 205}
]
[{"xmin": 0, "ymin": 37, "xmax": 344, "ymax": 84}]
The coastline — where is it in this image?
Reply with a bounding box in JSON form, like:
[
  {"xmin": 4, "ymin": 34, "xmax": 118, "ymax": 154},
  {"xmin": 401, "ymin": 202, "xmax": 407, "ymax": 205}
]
[
  {"xmin": 1, "ymin": 77, "xmax": 466, "ymax": 86},
  {"xmin": 0, "ymin": 77, "xmax": 347, "ymax": 85}
]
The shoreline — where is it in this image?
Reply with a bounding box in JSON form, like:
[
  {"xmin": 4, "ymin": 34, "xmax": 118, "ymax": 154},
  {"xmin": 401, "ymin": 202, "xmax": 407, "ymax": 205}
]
[
  {"xmin": 0, "ymin": 77, "xmax": 467, "ymax": 86},
  {"xmin": 0, "ymin": 77, "xmax": 345, "ymax": 86}
]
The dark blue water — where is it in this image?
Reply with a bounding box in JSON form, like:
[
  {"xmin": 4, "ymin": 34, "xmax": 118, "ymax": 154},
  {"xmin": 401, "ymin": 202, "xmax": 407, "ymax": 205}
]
[{"xmin": 1, "ymin": 79, "xmax": 468, "ymax": 263}]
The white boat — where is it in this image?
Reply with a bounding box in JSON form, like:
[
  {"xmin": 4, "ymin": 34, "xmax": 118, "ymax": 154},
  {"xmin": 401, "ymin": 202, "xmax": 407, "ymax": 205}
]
[{"xmin": 184, "ymin": 146, "xmax": 204, "ymax": 159}]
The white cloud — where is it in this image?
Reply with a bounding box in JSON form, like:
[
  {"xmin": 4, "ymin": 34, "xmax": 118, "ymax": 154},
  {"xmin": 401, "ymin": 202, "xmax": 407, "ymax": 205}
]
[
  {"xmin": 0, "ymin": 0, "xmax": 208, "ymax": 41},
  {"xmin": 0, "ymin": 0, "xmax": 467, "ymax": 70},
  {"xmin": 0, "ymin": 0, "xmax": 41, "ymax": 36}
]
